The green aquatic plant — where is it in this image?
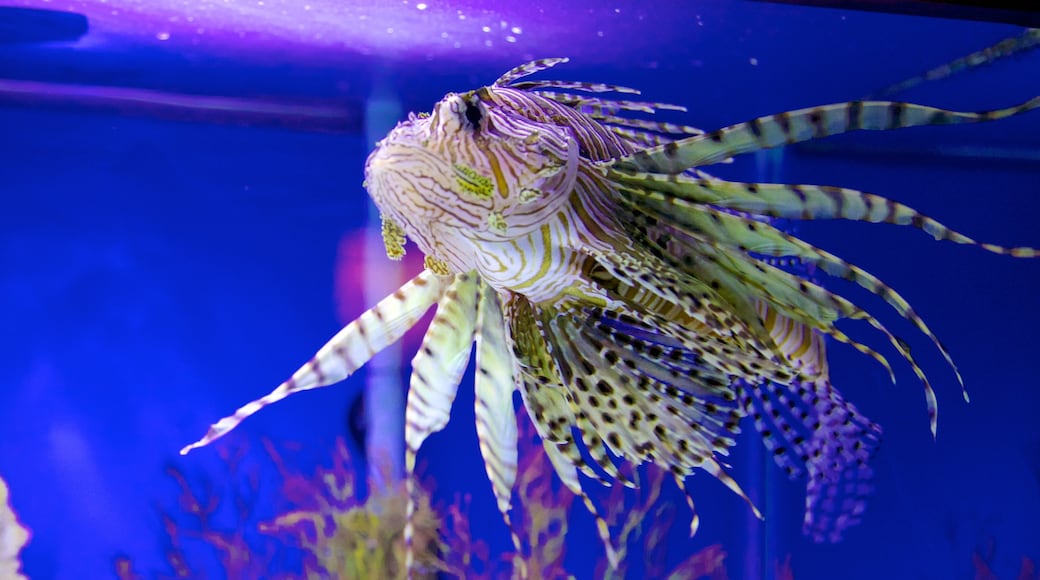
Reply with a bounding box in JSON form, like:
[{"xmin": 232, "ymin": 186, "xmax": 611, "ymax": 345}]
[
  {"xmin": 125, "ymin": 411, "xmax": 741, "ymax": 579},
  {"xmin": 258, "ymin": 439, "xmax": 442, "ymax": 579},
  {"xmin": 115, "ymin": 438, "xmax": 443, "ymax": 579}
]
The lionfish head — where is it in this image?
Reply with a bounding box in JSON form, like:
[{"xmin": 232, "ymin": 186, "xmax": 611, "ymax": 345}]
[{"xmin": 364, "ymin": 87, "xmax": 580, "ymax": 271}]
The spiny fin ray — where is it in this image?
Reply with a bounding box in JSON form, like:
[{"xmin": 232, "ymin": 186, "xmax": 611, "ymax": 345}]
[
  {"xmin": 473, "ymin": 284, "xmax": 522, "ymax": 561},
  {"xmin": 180, "ymin": 269, "xmax": 451, "ymax": 455},
  {"xmin": 404, "ymin": 273, "xmax": 480, "ymax": 576},
  {"xmin": 614, "ymin": 98, "xmax": 1040, "ymax": 173}
]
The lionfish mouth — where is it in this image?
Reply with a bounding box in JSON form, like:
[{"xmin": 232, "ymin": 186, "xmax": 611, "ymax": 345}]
[{"xmin": 181, "ymin": 57, "xmax": 1039, "ymax": 576}]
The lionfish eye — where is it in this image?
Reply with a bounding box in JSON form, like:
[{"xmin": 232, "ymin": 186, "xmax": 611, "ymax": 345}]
[{"xmin": 464, "ymin": 98, "xmax": 483, "ymax": 128}]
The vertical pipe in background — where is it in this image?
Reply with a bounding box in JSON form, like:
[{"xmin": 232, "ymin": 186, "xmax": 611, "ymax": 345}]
[
  {"xmin": 362, "ymin": 72, "xmax": 405, "ymax": 486},
  {"xmin": 743, "ymin": 147, "xmax": 786, "ymax": 580}
]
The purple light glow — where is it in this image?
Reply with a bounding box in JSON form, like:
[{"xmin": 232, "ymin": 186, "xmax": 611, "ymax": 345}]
[{"xmin": 3, "ymin": 0, "xmax": 672, "ymax": 66}]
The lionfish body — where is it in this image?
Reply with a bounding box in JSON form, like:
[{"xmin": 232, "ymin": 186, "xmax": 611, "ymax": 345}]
[{"xmin": 182, "ymin": 59, "xmax": 1039, "ymax": 574}]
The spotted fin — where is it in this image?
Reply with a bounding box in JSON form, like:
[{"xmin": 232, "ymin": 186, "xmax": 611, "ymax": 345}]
[
  {"xmin": 538, "ymin": 319, "xmax": 629, "ymax": 487},
  {"xmin": 544, "ymin": 307, "xmax": 762, "ymax": 553},
  {"xmin": 750, "ymin": 306, "xmax": 882, "ymax": 537},
  {"xmin": 180, "ymin": 269, "xmax": 451, "ymax": 455},
  {"xmin": 504, "ymin": 295, "xmax": 619, "ymax": 568},
  {"xmin": 741, "ymin": 379, "xmax": 880, "ymax": 542},
  {"xmin": 505, "ymin": 295, "xmax": 606, "ymax": 484},
  {"xmin": 566, "ymin": 308, "xmax": 740, "ymax": 464}
]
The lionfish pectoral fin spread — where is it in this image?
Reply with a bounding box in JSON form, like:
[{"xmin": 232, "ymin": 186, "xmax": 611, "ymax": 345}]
[
  {"xmin": 472, "ymin": 283, "xmax": 523, "ymax": 566},
  {"xmin": 628, "ymin": 212, "xmax": 895, "ymax": 384},
  {"xmin": 608, "ymin": 169, "xmax": 1040, "ymax": 259},
  {"xmin": 610, "ymin": 103, "xmax": 1040, "ymax": 435},
  {"xmin": 403, "ymin": 272, "xmax": 480, "ymax": 574},
  {"xmin": 619, "ymin": 183, "xmax": 949, "ymax": 429},
  {"xmin": 180, "ymin": 269, "xmax": 451, "ymax": 455},
  {"xmin": 613, "ymin": 98, "xmax": 1040, "ymax": 172},
  {"xmin": 737, "ymin": 305, "xmax": 881, "ymax": 540},
  {"xmin": 503, "ymin": 295, "xmax": 620, "ymax": 568},
  {"xmin": 569, "ymin": 304, "xmax": 764, "ymax": 519}
]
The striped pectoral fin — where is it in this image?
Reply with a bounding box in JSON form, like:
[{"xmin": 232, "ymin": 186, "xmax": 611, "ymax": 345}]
[
  {"xmin": 585, "ymin": 247, "xmax": 767, "ymax": 355},
  {"xmin": 619, "ymin": 206, "xmax": 856, "ymax": 366},
  {"xmin": 620, "ymin": 182, "xmax": 904, "ymax": 373},
  {"xmin": 625, "ymin": 189, "xmax": 958, "ymax": 434},
  {"xmin": 870, "ymin": 29, "xmax": 1040, "ymax": 99},
  {"xmin": 180, "ymin": 269, "xmax": 450, "ymax": 455},
  {"xmin": 541, "ymin": 309, "xmax": 633, "ymax": 488},
  {"xmin": 612, "ymin": 97, "xmax": 1040, "ymax": 173},
  {"xmin": 621, "ymin": 171, "xmax": 1040, "ymax": 258},
  {"xmin": 705, "ymin": 248, "xmax": 895, "ymax": 384},
  {"xmin": 658, "ymin": 223, "xmax": 896, "ymax": 384},
  {"xmin": 619, "ymin": 208, "xmax": 803, "ymax": 356},
  {"xmin": 472, "ymin": 284, "xmax": 522, "ymax": 561},
  {"xmin": 404, "ymin": 272, "xmax": 480, "ymax": 577}
]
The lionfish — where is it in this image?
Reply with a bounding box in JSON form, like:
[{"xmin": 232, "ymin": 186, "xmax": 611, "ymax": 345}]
[{"xmin": 182, "ymin": 58, "xmax": 1038, "ymax": 573}]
